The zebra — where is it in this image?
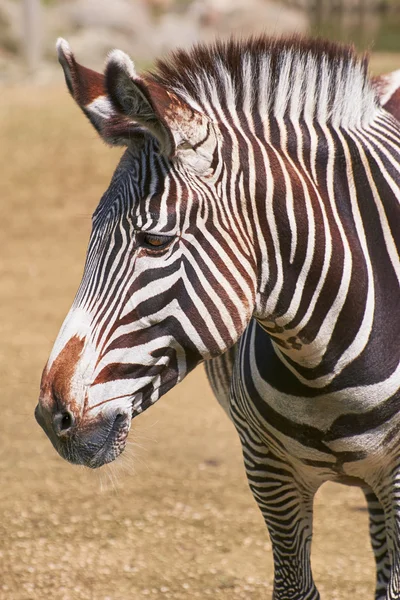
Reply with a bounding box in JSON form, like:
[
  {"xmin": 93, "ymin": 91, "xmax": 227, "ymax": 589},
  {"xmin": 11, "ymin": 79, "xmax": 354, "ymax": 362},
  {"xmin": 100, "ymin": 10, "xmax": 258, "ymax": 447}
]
[{"xmin": 34, "ymin": 36, "xmax": 400, "ymax": 599}]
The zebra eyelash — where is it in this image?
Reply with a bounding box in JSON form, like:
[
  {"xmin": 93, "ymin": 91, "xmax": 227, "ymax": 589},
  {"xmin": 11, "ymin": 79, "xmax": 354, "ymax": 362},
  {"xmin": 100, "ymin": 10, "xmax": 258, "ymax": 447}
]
[{"xmin": 136, "ymin": 231, "xmax": 175, "ymax": 252}]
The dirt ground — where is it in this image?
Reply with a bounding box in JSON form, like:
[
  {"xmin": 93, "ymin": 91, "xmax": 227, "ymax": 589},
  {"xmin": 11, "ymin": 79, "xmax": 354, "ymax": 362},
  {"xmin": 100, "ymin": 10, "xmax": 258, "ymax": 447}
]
[{"xmin": 1, "ymin": 56, "xmax": 399, "ymax": 599}]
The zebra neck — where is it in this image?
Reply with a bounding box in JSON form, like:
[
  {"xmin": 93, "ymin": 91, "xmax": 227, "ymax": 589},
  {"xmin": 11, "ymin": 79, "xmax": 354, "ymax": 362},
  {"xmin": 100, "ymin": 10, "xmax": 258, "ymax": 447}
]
[{"xmin": 250, "ymin": 110, "xmax": 400, "ymax": 388}]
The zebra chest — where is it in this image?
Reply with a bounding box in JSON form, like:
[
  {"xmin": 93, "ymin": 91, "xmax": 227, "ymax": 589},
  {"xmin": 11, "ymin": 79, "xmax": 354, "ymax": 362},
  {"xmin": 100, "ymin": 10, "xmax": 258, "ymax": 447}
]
[
  {"xmin": 231, "ymin": 325, "xmax": 400, "ymax": 478},
  {"xmin": 232, "ymin": 379, "xmax": 400, "ymax": 482}
]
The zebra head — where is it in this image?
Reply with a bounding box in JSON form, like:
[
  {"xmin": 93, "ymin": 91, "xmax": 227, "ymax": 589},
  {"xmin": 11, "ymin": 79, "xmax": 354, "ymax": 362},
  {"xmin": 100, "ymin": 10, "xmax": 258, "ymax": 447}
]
[{"xmin": 35, "ymin": 40, "xmax": 258, "ymax": 468}]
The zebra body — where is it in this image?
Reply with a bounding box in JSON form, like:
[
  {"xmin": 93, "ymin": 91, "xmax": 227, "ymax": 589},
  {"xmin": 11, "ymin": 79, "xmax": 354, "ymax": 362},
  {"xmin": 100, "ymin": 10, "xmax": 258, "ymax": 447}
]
[
  {"xmin": 36, "ymin": 37, "xmax": 400, "ymax": 599},
  {"xmin": 206, "ymin": 315, "xmax": 399, "ymax": 598}
]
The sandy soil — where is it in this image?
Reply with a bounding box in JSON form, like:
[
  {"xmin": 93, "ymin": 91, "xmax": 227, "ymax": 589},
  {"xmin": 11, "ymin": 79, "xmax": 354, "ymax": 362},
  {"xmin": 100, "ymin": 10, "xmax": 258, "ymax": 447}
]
[{"xmin": 0, "ymin": 79, "xmax": 388, "ymax": 600}]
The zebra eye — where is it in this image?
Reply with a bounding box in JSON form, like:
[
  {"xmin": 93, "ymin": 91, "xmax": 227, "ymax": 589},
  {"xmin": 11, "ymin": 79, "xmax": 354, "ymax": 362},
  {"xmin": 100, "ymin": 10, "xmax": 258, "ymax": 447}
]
[{"xmin": 140, "ymin": 233, "xmax": 174, "ymax": 251}]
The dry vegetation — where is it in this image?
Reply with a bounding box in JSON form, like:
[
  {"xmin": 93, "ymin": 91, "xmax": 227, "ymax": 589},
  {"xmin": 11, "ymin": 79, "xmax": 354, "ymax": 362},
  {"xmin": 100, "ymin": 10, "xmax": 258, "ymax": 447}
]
[{"xmin": 1, "ymin": 67, "xmax": 397, "ymax": 598}]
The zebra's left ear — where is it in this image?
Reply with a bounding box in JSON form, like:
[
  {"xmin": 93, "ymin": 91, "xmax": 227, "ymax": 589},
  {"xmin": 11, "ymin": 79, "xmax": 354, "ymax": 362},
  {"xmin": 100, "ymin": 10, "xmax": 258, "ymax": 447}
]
[
  {"xmin": 105, "ymin": 50, "xmax": 215, "ymax": 172},
  {"xmin": 57, "ymin": 38, "xmax": 144, "ymax": 146}
]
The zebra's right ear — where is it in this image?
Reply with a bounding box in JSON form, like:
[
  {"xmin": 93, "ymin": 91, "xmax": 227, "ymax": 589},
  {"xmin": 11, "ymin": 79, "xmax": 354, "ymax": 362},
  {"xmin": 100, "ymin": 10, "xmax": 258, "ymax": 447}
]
[
  {"xmin": 57, "ymin": 38, "xmax": 142, "ymax": 146},
  {"xmin": 104, "ymin": 49, "xmax": 216, "ymax": 173}
]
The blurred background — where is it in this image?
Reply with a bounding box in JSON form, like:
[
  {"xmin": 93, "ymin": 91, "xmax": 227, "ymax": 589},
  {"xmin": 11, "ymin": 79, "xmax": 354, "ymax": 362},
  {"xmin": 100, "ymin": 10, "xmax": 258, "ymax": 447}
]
[
  {"xmin": 1, "ymin": 1, "xmax": 400, "ymax": 599},
  {"xmin": 2, "ymin": 0, "xmax": 400, "ymax": 79}
]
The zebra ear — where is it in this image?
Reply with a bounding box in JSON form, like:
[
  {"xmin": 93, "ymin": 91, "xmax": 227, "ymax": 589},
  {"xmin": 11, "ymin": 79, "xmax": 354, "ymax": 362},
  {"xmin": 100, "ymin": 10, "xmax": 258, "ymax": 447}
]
[
  {"xmin": 372, "ymin": 69, "xmax": 400, "ymax": 121},
  {"xmin": 57, "ymin": 38, "xmax": 143, "ymax": 146},
  {"xmin": 105, "ymin": 49, "xmax": 215, "ymax": 170}
]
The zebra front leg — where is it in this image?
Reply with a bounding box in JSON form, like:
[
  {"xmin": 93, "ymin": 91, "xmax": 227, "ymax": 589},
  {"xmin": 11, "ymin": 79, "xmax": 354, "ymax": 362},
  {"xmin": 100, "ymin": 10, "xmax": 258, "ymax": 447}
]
[
  {"xmin": 363, "ymin": 487, "xmax": 390, "ymax": 599},
  {"xmin": 383, "ymin": 513, "xmax": 400, "ymax": 600},
  {"xmin": 371, "ymin": 470, "xmax": 400, "ymax": 600},
  {"xmin": 204, "ymin": 344, "xmax": 238, "ymax": 419},
  {"xmin": 240, "ymin": 429, "xmax": 320, "ymax": 599}
]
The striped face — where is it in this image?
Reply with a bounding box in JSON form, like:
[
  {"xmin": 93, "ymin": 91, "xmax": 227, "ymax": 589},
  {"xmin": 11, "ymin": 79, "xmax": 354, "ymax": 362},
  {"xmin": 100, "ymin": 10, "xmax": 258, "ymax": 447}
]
[{"xmin": 35, "ymin": 42, "xmax": 257, "ymax": 467}]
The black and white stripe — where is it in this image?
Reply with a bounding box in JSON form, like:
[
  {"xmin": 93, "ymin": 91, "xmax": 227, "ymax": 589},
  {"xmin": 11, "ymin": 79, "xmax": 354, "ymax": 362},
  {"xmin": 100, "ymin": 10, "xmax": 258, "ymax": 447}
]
[{"xmin": 41, "ymin": 37, "xmax": 400, "ymax": 599}]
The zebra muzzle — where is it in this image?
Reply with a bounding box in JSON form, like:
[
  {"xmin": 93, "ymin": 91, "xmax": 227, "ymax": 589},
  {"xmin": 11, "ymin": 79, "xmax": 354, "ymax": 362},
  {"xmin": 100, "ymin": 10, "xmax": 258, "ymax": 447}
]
[{"xmin": 35, "ymin": 399, "xmax": 131, "ymax": 469}]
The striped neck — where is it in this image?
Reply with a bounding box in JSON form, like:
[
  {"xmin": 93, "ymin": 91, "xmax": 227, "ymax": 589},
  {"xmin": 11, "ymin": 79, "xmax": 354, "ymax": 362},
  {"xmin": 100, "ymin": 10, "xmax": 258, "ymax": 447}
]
[{"xmin": 250, "ymin": 110, "xmax": 400, "ymax": 388}]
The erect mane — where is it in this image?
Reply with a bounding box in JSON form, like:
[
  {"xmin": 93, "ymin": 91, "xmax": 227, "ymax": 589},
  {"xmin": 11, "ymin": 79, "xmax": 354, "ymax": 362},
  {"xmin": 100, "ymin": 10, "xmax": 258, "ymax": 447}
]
[{"xmin": 148, "ymin": 36, "xmax": 379, "ymax": 129}]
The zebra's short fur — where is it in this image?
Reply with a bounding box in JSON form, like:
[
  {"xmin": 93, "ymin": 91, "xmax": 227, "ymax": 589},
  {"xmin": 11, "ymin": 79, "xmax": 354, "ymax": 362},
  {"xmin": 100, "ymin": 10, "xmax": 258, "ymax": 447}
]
[{"xmin": 36, "ymin": 36, "xmax": 400, "ymax": 599}]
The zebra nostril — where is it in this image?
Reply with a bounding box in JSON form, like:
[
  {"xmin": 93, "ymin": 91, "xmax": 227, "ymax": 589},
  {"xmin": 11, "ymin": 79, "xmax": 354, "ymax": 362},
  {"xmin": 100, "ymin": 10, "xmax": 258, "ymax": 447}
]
[
  {"xmin": 53, "ymin": 411, "xmax": 74, "ymax": 435},
  {"xmin": 111, "ymin": 413, "xmax": 127, "ymax": 432},
  {"xmin": 60, "ymin": 412, "xmax": 73, "ymax": 430}
]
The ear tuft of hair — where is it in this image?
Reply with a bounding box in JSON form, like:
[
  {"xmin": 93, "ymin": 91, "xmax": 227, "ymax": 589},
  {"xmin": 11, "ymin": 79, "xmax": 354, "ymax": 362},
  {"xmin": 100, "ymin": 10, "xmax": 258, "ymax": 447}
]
[
  {"xmin": 106, "ymin": 49, "xmax": 138, "ymax": 81},
  {"xmin": 56, "ymin": 38, "xmax": 76, "ymax": 95},
  {"xmin": 56, "ymin": 37, "xmax": 72, "ymax": 62}
]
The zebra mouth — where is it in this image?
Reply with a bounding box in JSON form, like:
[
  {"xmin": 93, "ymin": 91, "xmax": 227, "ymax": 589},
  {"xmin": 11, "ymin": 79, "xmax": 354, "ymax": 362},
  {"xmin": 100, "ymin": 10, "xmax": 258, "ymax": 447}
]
[{"xmin": 87, "ymin": 413, "xmax": 131, "ymax": 469}]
